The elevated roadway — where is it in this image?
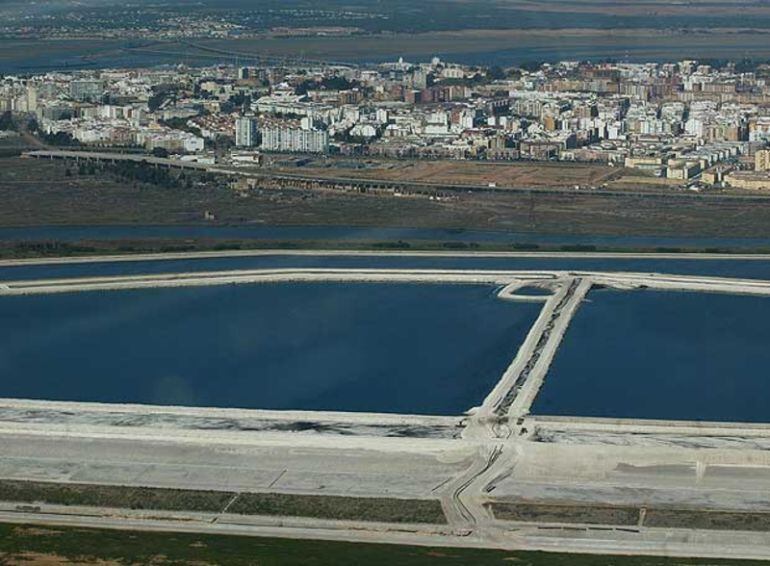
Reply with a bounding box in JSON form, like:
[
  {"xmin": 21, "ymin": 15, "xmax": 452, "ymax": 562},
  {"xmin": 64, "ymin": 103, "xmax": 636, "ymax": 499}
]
[{"xmin": 24, "ymin": 150, "xmax": 770, "ymax": 201}]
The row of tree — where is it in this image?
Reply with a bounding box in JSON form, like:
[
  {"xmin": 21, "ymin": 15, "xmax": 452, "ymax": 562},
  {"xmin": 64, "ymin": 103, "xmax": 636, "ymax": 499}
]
[{"xmin": 0, "ymin": 111, "xmax": 17, "ymax": 131}]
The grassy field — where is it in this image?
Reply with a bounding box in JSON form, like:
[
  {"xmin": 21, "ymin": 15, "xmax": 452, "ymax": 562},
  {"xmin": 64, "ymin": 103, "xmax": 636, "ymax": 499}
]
[
  {"xmin": 6, "ymin": 157, "xmax": 770, "ymax": 240},
  {"xmin": 277, "ymin": 157, "xmax": 708, "ymax": 192},
  {"xmin": 275, "ymin": 159, "xmax": 622, "ymax": 189},
  {"xmin": 0, "ymin": 479, "xmax": 446, "ymax": 525},
  {"xmin": 2, "ymin": 523, "xmax": 769, "ymax": 566}
]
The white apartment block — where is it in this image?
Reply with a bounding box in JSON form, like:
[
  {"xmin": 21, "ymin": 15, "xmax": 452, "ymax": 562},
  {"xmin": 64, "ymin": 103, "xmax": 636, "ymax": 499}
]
[
  {"xmin": 235, "ymin": 116, "xmax": 259, "ymax": 147},
  {"xmin": 261, "ymin": 127, "xmax": 329, "ymax": 153}
]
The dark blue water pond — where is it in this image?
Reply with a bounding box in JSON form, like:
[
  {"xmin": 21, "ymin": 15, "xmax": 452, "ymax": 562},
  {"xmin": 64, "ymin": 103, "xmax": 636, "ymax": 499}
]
[
  {"xmin": 531, "ymin": 289, "xmax": 770, "ymax": 423},
  {"xmin": 0, "ymin": 282, "xmax": 541, "ymax": 415}
]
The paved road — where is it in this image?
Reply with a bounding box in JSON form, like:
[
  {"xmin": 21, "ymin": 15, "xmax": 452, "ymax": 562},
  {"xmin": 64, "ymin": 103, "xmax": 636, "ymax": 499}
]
[{"xmin": 4, "ymin": 247, "xmax": 770, "ymax": 270}]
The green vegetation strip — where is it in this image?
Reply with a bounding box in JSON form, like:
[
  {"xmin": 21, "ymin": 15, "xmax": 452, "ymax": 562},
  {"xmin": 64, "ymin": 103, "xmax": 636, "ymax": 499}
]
[
  {"xmin": 0, "ymin": 480, "xmax": 446, "ymax": 524},
  {"xmin": 0, "ymin": 480, "xmax": 231, "ymax": 513},
  {"xmin": 489, "ymin": 502, "xmax": 641, "ymax": 526},
  {"xmin": 645, "ymin": 509, "xmax": 770, "ymax": 532},
  {"xmin": 1, "ymin": 522, "xmax": 767, "ymax": 566},
  {"xmin": 2, "ymin": 238, "xmax": 770, "ymax": 261},
  {"xmin": 229, "ymin": 492, "xmax": 446, "ymax": 524},
  {"xmin": 491, "ymin": 501, "xmax": 770, "ymax": 532}
]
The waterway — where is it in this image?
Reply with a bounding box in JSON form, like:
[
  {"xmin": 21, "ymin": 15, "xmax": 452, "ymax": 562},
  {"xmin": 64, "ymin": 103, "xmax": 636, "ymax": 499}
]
[
  {"xmin": 531, "ymin": 288, "xmax": 770, "ymax": 423},
  {"xmin": 8, "ymin": 253, "xmax": 770, "ymax": 283},
  {"xmin": 4, "ymin": 36, "xmax": 770, "ymax": 74},
  {"xmin": 4, "ymin": 224, "xmax": 770, "ymax": 249},
  {"xmin": 0, "ymin": 282, "xmax": 541, "ymax": 415}
]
